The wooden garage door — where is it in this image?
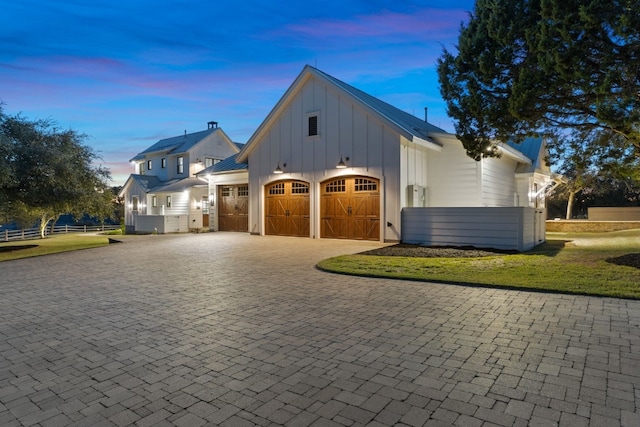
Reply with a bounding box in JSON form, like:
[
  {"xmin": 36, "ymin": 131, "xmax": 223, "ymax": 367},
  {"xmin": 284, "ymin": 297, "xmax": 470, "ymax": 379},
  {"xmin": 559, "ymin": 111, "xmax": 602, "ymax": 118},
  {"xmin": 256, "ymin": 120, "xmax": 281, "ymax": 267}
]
[
  {"xmin": 265, "ymin": 181, "xmax": 310, "ymax": 237},
  {"xmin": 218, "ymin": 185, "xmax": 248, "ymax": 232},
  {"xmin": 321, "ymin": 177, "xmax": 380, "ymax": 241}
]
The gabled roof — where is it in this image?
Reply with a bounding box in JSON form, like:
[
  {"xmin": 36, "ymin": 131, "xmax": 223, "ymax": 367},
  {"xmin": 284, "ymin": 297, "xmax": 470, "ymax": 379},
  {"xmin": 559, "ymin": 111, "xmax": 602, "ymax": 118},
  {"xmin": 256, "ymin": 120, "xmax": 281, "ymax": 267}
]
[
  {"xmin": 118, "ymin": 174, "xmax": 162, "ymax": 197},
  {"xmin": 119, "ymin": 175, "xmax": 207, "ymax": 197},
  {"xmin": 196, "ymin": 153, "xmax": 248, "ymax": 176},
  {"xmin": 237, "ymin": 65, "xmax": 444, "ymax": 162},
  {"xmin": 150, "ymin": 177, "xmax": 207, "ymax": 193},
  {"xmin": 507, "ymin": 138, "xmax": 543, "ymax": 164},
  {"xmin": 130, "ymin": 127, "xmax": 238, "ymax": 162}
]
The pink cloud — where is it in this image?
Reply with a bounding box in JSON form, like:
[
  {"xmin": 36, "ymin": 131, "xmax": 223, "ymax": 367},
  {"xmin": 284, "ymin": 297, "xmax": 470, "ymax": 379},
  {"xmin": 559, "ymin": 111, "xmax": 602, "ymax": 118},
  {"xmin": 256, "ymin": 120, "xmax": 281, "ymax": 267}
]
[{"xmin": 279, "ymin": 8, "xmax": 469, "ymax": 42}]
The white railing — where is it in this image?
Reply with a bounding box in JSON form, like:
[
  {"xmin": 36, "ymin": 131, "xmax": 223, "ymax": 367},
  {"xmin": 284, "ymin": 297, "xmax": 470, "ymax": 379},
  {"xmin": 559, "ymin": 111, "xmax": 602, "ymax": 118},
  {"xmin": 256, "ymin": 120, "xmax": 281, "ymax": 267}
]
[{"xmin": 2, "ymin": 224, "xmax": 121, "ymax": 242}]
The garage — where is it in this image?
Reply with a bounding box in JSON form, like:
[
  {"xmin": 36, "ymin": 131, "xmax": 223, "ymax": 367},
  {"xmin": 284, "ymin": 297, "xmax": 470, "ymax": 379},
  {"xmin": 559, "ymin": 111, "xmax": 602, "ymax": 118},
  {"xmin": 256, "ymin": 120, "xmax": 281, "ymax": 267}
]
[
  {"xmin": 265, "ymin": 180, "xmax": 310, "ymax": 237},
  {"xmin": 321, "ymin": 176, "xmax": 380, "ymax": 241},
  {"xmin": 218, "ymin": 184, "xmax": 248, "ymax": 232}
]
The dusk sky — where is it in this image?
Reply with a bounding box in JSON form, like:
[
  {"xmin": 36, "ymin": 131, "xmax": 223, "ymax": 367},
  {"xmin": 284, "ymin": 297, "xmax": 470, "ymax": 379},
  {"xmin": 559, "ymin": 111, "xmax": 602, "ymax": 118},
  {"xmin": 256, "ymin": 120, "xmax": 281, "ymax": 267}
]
[{"xmin": 1, "ymin": 0, "xmax": 475, "ymax": 185}]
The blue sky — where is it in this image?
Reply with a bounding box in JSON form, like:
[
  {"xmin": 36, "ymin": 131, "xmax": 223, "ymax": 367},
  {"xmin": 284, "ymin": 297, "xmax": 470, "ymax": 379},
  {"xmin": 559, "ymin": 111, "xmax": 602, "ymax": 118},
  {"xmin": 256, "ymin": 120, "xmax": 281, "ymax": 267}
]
[{"xmin": 1, "ymin": 0, "xmax": 475, "ymax": 185}]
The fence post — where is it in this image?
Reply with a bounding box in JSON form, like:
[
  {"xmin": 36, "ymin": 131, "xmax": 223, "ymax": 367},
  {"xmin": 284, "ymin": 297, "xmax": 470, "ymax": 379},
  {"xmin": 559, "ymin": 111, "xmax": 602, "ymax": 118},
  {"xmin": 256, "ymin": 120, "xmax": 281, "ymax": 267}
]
[
  {"xmin": 21, "ymin": 229, "xmax": 25, "ymax": 240},
  {"xmin": 4, "ymin": 229, "xmax": 7, "ymax": 242},
  {"xmin": 84, "ymin": 225, "xmax": 87, "ymax": 233},
  {"xmin": 65, "ymin": 224, "xmax": 68, "ymax": 233}
]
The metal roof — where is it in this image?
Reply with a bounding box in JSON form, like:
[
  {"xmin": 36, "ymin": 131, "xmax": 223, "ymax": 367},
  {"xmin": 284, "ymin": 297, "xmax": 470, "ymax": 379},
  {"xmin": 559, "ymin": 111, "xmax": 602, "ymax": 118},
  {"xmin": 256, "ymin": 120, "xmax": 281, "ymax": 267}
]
[
  {"xmin": 197, "ymin": 153, "xmax": 248, "ymax": 176},
  {"xmin": 507, "ymin": 137, "xmax": 543, "ymax": 164},
  {"xmin": 311, "ymin": 66, "xmax": 447, "ymax": 141},
  {"xmin": 150, "ymin": 177, "xmax": 207, "ymax": 193},
  {"xmin": 121, "ymin": 174, "xmax": 162, "ymax": 194},
  {"xmin": 130, "ymin": 128, "xmax": 219, "ymax": 161}
]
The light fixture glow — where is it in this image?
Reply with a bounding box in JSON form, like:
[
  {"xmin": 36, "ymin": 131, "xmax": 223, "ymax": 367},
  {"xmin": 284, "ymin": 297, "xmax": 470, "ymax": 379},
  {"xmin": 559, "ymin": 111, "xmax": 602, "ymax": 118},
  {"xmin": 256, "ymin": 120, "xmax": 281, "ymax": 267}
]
[
  {"xmin": 336, "ymin": 155, "xmax": 349, "ymax": 169},
  {"xmin": 274, "ymin": 162, "xmax": 284, "ymax": 174}
]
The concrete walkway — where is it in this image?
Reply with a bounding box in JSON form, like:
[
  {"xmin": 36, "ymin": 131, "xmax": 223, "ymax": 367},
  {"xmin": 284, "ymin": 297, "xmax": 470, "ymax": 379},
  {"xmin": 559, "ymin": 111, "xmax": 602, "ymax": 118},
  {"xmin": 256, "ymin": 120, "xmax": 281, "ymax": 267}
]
[{"xmin": 1, "ymin": 233, "xmax": 639, "ymax": 427}]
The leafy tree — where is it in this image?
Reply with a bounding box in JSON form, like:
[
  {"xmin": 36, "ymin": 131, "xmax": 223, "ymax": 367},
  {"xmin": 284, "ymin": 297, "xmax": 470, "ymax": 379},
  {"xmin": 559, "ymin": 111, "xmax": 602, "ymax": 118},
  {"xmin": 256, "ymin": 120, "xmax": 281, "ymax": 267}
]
[
  {"xmin": 437, "ymin": 0, "xmax": 640, "ymax": 161},
  {"xmin": 0, "ymin": 108, "xmax": 113, "ymax": 237},
  {"xmin": 547, "ymin": 129, "xmax": 640, "ymax": 218}
]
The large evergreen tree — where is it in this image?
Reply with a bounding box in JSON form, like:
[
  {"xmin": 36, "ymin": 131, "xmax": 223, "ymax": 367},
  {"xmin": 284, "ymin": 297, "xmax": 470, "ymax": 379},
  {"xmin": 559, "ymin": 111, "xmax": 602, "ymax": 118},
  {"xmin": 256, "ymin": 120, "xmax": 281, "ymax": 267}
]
[
  {"xmin": 0, "ymin": 107, "xmax": 113, "ymax": 237},
  {"xmin": 437, "ymin": 0, "xmax": 640, "ymax": 160}
]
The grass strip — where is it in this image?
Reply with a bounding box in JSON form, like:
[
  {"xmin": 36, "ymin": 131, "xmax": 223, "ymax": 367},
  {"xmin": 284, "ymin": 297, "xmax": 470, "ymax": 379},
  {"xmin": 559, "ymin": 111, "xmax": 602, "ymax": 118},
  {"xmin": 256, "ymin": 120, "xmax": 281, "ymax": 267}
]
[
  {"xmin": 0, "ymin": 234, "xmax": 111, "ymax": 262},
  {"xmin": 317, "ymin": 231, "xmax": 640, "ymax": 299}
]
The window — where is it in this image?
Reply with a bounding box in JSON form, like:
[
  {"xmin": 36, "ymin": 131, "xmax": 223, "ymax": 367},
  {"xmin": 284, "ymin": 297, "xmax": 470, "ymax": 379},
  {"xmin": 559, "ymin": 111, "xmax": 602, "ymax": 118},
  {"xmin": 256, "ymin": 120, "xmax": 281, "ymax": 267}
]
[
  {"xmin": 308, "ymin": 115, "xmax": 318, "ymax": 136},
  {"xmin": 177, "ymin": 156, "xmax": 184, "ymax": 174},
  {"xmin": 147, "ymin": 160, "xmax": 152, "ymax": 170},
  {"xmin": 354, "ymin": 178, "xmax": 378, "ymax": 192},
  {"xmin": 205, "ymin": 157, "xmax": 221, "ymax": 168},
  {"xmin": 238, "ymin": 185, "xmax": 249, "ymax": 197},
  {"xmin": 268, "ymin": 183, "xmax": 285, "ymax": 195},
  {"xmin": 202, "ymin": 196, "xmax": 209, "ymax": 214},
  {"xmin": 291, "ymin": 182, "xmax": 309, "ymax": 194},
  {"xmin": 221, "ymin": 186, "xmax": 233, "ymax": 197},
  {"xmin": 152, "ymin": 196, "xmax": 157, "ymax": 207},
  {"xmin": 166, "ymin": 195, "xmax": 172, "ymax": 208},
  {"xmin": 161, "ymin": 158, "xmax": 166, "ymax": 168},
  {"xmin": 139, "ymin": 162, "xmax": 145, "ymax": 175},
  {"xmin": 132, "ymin": 196, "xmax": 139, "ymax": 211},
  {"xmin": 325, "ymin": 179, "xmax": 345, "ymax": 193}
]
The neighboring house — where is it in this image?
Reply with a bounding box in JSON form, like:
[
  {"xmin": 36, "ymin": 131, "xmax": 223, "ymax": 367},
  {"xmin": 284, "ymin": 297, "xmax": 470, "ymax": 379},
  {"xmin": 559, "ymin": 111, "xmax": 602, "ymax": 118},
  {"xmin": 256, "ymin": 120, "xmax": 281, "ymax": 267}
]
[
  {"xmin": 120, "ymin": 122, "xmax": 241, "ymax": 233},
  {"xmin": 203, "ymin": 65, "xmax": 553, "ymax": 250}
]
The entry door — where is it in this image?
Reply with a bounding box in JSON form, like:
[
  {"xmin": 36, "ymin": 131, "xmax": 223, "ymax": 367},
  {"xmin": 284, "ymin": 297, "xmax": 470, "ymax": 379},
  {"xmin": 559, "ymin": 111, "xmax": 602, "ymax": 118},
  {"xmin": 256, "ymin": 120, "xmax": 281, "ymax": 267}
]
[
  {"xmin": 321, "ymin": 177, "xmax": 380, "ymax": 241},
  {"xmin": 218, "ymin": 185, "xmax": 248, "ymax": 231},
  {"xmin": 265, "ymin": 181, "xmax": 310, "ymax": 237}
]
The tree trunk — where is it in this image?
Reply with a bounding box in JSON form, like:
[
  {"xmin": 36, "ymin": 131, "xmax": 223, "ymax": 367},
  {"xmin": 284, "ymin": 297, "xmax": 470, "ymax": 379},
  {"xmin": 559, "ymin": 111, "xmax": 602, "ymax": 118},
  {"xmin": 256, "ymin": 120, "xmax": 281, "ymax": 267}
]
[
  {"xmin": 565, "ymin": 191, "xmax": 577, "ymax": 219},
  {"xmin": 39, "ymin": 213, "xmax": 50, "ymax": 238}
]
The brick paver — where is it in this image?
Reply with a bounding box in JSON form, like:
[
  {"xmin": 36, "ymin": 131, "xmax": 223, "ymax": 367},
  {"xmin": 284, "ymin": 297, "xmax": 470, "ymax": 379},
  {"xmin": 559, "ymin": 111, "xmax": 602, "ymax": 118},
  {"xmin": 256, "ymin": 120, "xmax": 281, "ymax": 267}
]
[{"xmin": 1, "ymin": 233, "xmax": 639, "ymax": 426}]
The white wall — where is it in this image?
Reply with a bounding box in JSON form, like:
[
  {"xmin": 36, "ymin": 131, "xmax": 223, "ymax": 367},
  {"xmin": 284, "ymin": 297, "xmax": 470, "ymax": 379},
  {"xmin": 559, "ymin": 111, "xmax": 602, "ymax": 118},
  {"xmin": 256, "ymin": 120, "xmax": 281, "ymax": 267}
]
[
  {"xmin": 188, "ymin": 132, "xmax": 239, "ymax": 177},
  {"xmin": 402, "ymin": 207, "xmax": 546, "ymax": 251},
  {"xmin": 481, "ymin": 156, "xmax": 518, "ymax": 206},
  {"xmin": 122, "ymin": 179, "xmax": 148, "ymax": 232},
  {"xmin": 246, "ymin": 74, "xmax": 402, "ymax": 241},
  {"xmin": 426, "ymin": 138, "xmax": 481, "ymax": 207},
  {"xmin": 400, "ymin": 141, "xmax": 430, "ymax": 208},
  {"xmin": 135, "ymin": 215, "xmax": 189, "ymax": 233}
]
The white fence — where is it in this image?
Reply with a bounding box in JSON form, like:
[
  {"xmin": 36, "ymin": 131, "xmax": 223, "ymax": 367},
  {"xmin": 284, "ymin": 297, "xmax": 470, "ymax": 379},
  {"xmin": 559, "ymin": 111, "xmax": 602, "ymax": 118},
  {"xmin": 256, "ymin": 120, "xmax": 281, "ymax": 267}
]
[
  {"xmin": 2, "ymin": 224, "xmax": 121, "ymax": 242},
  {"xmin": 401, "ymin": 207, "xmax": 546, "ymax": 252}
]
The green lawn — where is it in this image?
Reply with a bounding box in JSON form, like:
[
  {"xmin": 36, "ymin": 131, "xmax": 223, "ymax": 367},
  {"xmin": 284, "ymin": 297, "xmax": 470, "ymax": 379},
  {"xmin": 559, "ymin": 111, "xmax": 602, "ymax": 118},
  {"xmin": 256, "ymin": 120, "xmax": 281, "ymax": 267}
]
[
  {"xmin": 317, "ymin": 230, "xmax": 640, "ymax": 299},
  {"xmin": 0, "ymin": 233, "xmax": 111, "ymax": 262}
]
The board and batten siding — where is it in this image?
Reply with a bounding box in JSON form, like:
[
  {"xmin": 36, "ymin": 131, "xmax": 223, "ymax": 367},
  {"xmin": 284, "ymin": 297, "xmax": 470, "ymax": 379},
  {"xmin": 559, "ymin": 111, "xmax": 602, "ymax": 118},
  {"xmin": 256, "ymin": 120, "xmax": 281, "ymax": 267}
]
[
  {"xmin": 401, "ymin": 207, "xmax": 546, "ymax": 251},
  {"xmin": 400, "ymin": 141, "xmax": 429, "ymax": 207},
  {"xmin": 246, "ymin": 74, "xmax": 401, "ymax": 241}
]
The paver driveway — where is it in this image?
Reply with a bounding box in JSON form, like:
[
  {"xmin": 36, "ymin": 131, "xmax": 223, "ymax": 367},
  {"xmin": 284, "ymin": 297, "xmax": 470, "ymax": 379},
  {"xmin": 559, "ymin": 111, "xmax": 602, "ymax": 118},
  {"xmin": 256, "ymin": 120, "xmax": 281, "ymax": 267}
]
[{"xmin": 1, "ymin": 233, "xmax": 639, "ymax": 427}]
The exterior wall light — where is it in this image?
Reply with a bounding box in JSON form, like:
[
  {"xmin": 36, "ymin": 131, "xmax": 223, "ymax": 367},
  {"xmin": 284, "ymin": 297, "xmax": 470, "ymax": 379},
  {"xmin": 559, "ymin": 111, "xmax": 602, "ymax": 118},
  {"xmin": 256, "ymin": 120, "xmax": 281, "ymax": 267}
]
[
  {"xmin": 336, "ymin": 156, "xmax": 349, "ymax": 169},
  {"xmin": 274, "ymin": 162, "xmax": 286, "ymax": 174}
]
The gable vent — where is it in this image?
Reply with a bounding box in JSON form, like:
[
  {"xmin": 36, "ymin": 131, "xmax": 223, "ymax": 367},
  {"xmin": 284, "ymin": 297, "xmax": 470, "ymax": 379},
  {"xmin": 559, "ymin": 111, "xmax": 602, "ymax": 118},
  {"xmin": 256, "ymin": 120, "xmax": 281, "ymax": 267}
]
[{"xmin": 308, "ymin": 115, "xmax": 318, "ymax": 136}]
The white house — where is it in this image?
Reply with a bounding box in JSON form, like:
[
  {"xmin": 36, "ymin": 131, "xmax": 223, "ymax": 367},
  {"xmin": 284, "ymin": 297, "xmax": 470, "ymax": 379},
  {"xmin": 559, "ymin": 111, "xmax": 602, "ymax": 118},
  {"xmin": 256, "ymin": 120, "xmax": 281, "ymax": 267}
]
[
  {"xmin": 202, "ymin": 65, "xmax": 552, "ymax": 250},
  {"xmin": 120, "ymin": 122, "xmax": 241, "ymax": 233}
]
